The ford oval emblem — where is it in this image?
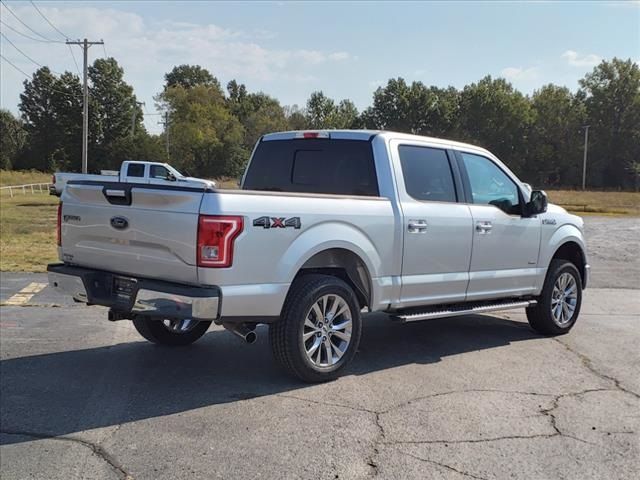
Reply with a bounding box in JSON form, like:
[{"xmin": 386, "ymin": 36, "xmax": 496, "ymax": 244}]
[{"xmin": 110, "ymin": 216, "xmax": 129, "ymax": 230}]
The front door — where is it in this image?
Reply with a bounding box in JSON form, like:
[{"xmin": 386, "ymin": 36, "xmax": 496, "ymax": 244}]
[
  {"xmin": 458, "ymin": 151, "xmax": 541, "ymax": 301},
  {"xmin": 394, "ymin": 142, "xmax": 473, "ymax": 307}
]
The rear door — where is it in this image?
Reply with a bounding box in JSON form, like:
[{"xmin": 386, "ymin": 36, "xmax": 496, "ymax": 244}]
[
  {"xmin": 456, "ymin": 151, "xmax": 541, "ymax": 300},
  {"xmin": 60, "ymin": 182, "xmax": 205, "ymax": 284},
  {"xmin": 392, "ymin": 140, "xmax": 473, "ymax": 307}
]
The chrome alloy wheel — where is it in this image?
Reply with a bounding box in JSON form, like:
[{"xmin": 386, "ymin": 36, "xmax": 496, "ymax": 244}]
[
  {"xmin": 551, "ymin": 272, "xmax": 578, "ymax": 326},
  {"xmin": 161, "ymin": 318, "xmax": 198, "ymax": 333},
  {"xmin": 302, "ymin": 294, "xmax": 353, "ymax": 368}
]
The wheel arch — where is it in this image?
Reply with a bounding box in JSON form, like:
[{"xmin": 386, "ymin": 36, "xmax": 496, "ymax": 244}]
[
  {"xmin": 294, "ymin": 248, "xmax": 373, "ymax": 309},
  {"xmin": 276, "ymin": 222, "xmax": 383, "ymax": 310},
  {"xmin": 550, "ymin": 241, "xmax": 587, "ymax": 288}
]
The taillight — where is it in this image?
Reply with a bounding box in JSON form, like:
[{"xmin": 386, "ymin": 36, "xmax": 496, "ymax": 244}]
[
  {"xmin": 57, "ymin": 202, "xmax": 62, "ymax": 246},
  {"xmin": 197, "ymin": 215, "xmax": 243, "ymax": 268},
  {"xmin": 51, "ymin": 174, "xmax": 56, "ymax": 184}
]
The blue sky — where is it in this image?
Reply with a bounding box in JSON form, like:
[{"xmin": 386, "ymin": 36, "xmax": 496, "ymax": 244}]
[{"xmin": 1, "ymin": 1, "xmax": 638, "ymax": 134}]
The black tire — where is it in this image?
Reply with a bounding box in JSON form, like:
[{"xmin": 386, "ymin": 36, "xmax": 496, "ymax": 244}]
[
  {"xmin": 527, "ymin": 259, "xmax": 582, "ymax": 336},
  {"xmin": 132, "ymin": 317, "xmax": 211, "ymax": 346},
  {"xmin": 269, "ymin": 274, "xmax": 362, "ymax": 383}
]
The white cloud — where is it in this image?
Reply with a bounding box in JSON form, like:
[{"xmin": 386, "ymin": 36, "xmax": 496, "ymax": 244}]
[
  {"xmin": 328, "ymin": 52, "xmax": 350, "ymax": 61},
  {"xmin": 0, "ymin": 4, "xmax": 348, "ymax": 85},
  {"xmin": 561, "ymin": 50, "xmax": 602, "ymax": 67},
  {"xmin": 0, "ymin": 4, "xmax": 350, "ymax": 129},
  {"xmin": 501, "ymin": 66, "xmax": 539, "ymax": 81}
]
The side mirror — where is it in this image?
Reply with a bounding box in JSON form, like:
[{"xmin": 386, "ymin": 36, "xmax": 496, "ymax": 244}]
[
  {"xmin": 166, "ymin": 173, "xmax": 177, "ymax": 182},
  {"xmin": 525, "ymin": 190, "xmax": 548, "ymax": 216}
]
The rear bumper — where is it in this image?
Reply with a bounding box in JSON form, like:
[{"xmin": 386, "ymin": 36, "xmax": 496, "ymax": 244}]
[{"xmin": 47, "ymin": 263, "xmax": 220, "ymax": 321}]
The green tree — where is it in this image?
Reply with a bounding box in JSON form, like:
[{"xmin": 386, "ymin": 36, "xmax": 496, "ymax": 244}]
[
  {"xmin": 18, "ymin": 67, "xmax": 82, "ymax": 171},
  {"xmin": 165, "ymin": 64, "xmax": 219, "ymax": 90},
  {"xmin": 579, "ymin": 58, "xmax": 640, "ymax": 188},
  {"xmin": 89, "ymin": 58, "xmax": 144, "ymax": 170},
  {"xmin": 305, "ymin": 91, "xmax": 359, "ymax": 129},
  {"xmin": 458, "ymin": 76, "xmax": 533, "ymax": 175},
  {"xmin": 528, "ymin": 85, "xmax": 586, "ymax": 187},
  {"xmin": 227, "ymin": 81, "xmax": 289, "ymax": 147},
  {"xmin": 283, "ymin": 104, "xmax": 309, "ymax": 130},
  {"xmin": 157, "ymin": 82, "xmax": 246, "ymax": 177},
  {"xmin": 0, "ymin": 109, "xmax": 27, "ymax": 170},
  {"xmin": 362, "ymin": 79, "xmax": 459, "ymax": 136}
]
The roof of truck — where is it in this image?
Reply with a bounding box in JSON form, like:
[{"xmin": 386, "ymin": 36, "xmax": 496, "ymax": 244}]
[{"xmin": 261, "ymin": 129, "xmax": 491, "ymax": 155}]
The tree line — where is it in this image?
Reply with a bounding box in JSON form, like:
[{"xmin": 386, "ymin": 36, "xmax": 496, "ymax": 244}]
[{"xmin": 1, "ymin": 57, "xmax": 638, "ymax": 189}]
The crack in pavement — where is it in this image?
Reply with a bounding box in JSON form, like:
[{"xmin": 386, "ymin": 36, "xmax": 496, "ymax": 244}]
[
  {"xmin": 399, "ymin": 451, "xmax": 489, "ymax": 480},
  {"xmin": 1, "ymin": 429, "xmax": 132, "ymax": 479},
  {"xmin": 552, "ymin": 337, "xmax": 640, "ymax": 399},
  {"xmin": 276, "ymin": 387, "xmax": 612, "ymax": 477}
]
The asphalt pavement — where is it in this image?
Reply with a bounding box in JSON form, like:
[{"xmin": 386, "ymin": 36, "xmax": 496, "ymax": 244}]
[{"xmin": 1, "ymin": 216, "xmax": 639, "ymax": 479}]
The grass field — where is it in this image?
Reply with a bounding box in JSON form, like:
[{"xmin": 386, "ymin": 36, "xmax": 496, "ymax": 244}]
[
  {"xmin": 546, "ymin": 190, "xmax": 639, "ymax": 216},
  {"xmin": 0, "ymin": 174, "xmax": 637, "ymax": 272},
  {"xmin": 0, "ymin": 169, "xmax": 52, "ymax": 187},
  {"xmin": 0, "ymin": 194, "xmax": 59, "ymax": 272}
]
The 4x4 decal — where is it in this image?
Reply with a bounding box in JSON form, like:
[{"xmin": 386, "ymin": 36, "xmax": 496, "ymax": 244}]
[{"xmin": 253, "ymin": 216, "xmax": 301, "ymax": 229}]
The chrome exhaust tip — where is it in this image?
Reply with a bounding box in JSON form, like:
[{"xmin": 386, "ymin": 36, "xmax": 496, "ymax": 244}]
[{"xmin": 223, "ymin": 323, "xmax": 257, "ymax": 344}]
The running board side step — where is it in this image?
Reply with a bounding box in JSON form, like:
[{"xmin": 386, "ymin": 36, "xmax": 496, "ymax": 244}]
[{"xmin": 391, "ymin": 300, "xmax": 537, "ymax": 323}]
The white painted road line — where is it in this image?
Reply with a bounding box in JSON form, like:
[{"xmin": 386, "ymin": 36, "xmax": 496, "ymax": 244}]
[{"xmin": 3, "ymin": 282, "xmax": 47, "ymax": 305}]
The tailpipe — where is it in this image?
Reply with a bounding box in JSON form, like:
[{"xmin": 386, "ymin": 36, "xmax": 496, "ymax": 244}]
[{"xmin": 223, "ymin": 323, "xmax": 257, "ymax": 344}]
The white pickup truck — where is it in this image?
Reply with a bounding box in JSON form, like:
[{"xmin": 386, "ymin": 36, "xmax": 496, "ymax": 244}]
[
  {"xmin": 49, "ymin": 160, "xmax": 215, "ymax": 196},
  {"xmin": 48, "ymin": 130, "xmax": 589, "ymax": 382}
]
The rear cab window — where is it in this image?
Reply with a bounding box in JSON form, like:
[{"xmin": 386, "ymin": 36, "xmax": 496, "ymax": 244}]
[
  {"xmin": 127, "ymin": 163, "xmax": 145, "ymax": 177},
  {"xmin": 398, "ymin": 145, "xmax": 457, "ymax": 203},
  {"xmin": 243, "ymin": 139, "xmax": 379, "ymax": 196}
]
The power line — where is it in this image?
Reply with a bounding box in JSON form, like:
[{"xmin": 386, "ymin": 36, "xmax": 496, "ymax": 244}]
[
  {"xmin": 0, "ymin": 0, "xmax": 62, "ymax": 43},
  {"xmin": 0, "ymin": 53, "xmax": 31, "ymax": 77},
  {"xmin": 1, "ymin": 31, "xmax": 63, "ymax": 74},
  {"xmin": 30, "ymin": 0, "xmax": 70, "ymax": 40},
  {"xmin": 0, "ymin": 53, "xmax": 80, "ymax": 99},
  {"xmin": 67, "ymin": 43, "xmax": 81, "ymax": 76},
  {"xmin": 0, "ymin": 19, "xmax": 56, "ymax": 43}
]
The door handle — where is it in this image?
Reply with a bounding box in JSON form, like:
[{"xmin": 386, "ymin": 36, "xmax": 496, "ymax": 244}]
[
  {"xmin": 476, "ymin": 221, "xmax": 493, "ymax": 234},
  {"xmin": 408, "ymin": 219, "xmax": 428, "ymax": 233}
]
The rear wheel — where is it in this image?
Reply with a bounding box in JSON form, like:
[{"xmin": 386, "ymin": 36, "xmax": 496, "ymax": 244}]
[
  {"xmin": 527, "ymin": 259, "xmax": 582, "ymax": 335},
  {"xmin": 133, "ymin": 317, "xmax": 211, "ymax": 346},
  {"xmin": 270, "ymin": 274, "xmax": 362, "ymax": 383}
]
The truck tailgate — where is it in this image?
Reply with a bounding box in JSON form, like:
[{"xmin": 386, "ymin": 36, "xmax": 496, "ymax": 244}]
[{"xmin": 60, "ymin": 182, "xmax": 205, "ymax": 284}]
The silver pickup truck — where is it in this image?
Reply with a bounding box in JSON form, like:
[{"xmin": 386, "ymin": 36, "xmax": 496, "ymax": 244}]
[{"xmin": 48, "ymin": 130, "xmax": 589, "ymax": 382}]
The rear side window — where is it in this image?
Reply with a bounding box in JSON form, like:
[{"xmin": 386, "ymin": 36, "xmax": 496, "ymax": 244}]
[
  {"xmin": 127, "ymin": 163, "xmax": 145, "ymax": 177},
  {"xmin": 398, "ymin": 145, "xmax": 457, "ymax": 202},
  {"xmin": 243, "ymin": 139, "xmax": 379, "ymax": 196}
]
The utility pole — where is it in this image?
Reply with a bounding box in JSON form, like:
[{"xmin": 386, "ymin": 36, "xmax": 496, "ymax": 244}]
[
  {"xmin": 158, "ymin": 112, "xmax": 170, "ymax": 160},
  {"xmin": 66, "ymin": 38, "xmax": 104, "ymax": 173},
  {"xmin": 131, "ymin": 101, "xmax": 145, "ymax": 137},
  {"xmin": 582, "ymin": 125, "xmax": 590, "ymax": 190}
]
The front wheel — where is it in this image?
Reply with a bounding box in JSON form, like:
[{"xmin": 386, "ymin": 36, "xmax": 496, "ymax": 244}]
[
  {"xmin": 269, "ymin": 274, "xmax": 362, "ymax": 383},
  {"xmin": 526, "ymin": 259, "xmax": 582, "ymax": 335},
  {"xmin": 133, "ymin": 317, "xmax": 211, "ymax": 346}
]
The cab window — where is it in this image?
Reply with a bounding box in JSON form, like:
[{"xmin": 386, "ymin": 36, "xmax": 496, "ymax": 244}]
[
  {"xmin": 150, "ymin": 165, "xmax": 170, "ymax": 179},
  {"xmin": 460, "ymin": 152, "xmax": 521, "ymax": 215},
  {"xmin": 127, "ymin": 163, "xmax": 145, "ymax": 178},
  {"xmin": 398, "ymin": 145, "xmax": 457, "ymax": 202}
]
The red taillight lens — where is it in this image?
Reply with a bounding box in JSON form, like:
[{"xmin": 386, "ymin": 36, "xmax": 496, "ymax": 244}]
[
  {"xmin": 57, "ymin": 202, "xmax": 62, "ymax": 246},
  {"xmin": 197, "ymin": 215, "xmax": 243, "ymax": 268},
  {"xmin": 51, "ymin": 174, "xmax": 56, "ymax": 184}
]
